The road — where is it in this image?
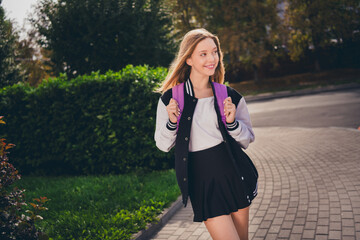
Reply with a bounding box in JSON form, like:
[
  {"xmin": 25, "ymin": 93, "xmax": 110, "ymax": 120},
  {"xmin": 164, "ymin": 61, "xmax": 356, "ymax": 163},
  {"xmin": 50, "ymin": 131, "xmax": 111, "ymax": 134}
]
[
  {"xmin": 149, "ymin": 88, "xmax": 360, "ymax": 240},
  {"xmin": 247, "ymin": 88, "xmax": 360, "ymax": 129}
]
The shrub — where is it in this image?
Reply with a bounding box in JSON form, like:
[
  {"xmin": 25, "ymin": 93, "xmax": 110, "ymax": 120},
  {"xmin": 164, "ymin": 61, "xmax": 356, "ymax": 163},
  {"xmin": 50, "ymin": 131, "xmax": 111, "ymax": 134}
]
[
  {"xmin": 0, "ymin": 116, "xmax": 49, "ymax": 239},
  {"xmin": 0, "ymin": 65, "xmax": 173, "ymax": 175}
]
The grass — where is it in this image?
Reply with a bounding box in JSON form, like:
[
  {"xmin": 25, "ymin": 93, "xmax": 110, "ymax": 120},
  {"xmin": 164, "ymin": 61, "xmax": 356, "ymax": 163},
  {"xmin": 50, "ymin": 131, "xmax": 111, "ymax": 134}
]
[
  {"xmin": 14, "ymin": 169, "xmax": 181, "ymax": 240},
  {"xmin": 230, "ymin": 68, "xmax": 360, "ymax": 96}
]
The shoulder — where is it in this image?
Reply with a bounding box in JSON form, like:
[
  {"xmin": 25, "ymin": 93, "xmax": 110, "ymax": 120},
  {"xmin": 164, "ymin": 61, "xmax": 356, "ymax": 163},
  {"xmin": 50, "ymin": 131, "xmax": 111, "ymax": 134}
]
[
  {"xmin": 226, "ymin": 85, "xmax": 243, "ymax": 107},
  {"xmin": 160, "ymin": 88, "xmax": 173, "ymax": 106}
]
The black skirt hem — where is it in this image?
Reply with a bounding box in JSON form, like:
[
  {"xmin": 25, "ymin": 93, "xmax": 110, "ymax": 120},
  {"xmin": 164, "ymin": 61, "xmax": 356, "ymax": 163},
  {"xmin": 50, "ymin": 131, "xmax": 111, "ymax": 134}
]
[
  {"xmin": 192, "ymin": 199, "xmax": 253, "ymax": 222},
  {"xmin": 188, "ymin": 142, "xmax": 258, "ymax": 223}
]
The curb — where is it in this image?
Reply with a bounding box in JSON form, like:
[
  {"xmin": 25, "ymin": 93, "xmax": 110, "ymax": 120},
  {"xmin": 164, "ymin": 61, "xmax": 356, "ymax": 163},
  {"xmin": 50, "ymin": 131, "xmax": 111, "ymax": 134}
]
[
  {"xmin": 131, "ymin": 195, "xmax": 183, "ymax": 240},
  {"xmin": 244, "ymin": 82, "xmax": 360, "ymax": 103}
]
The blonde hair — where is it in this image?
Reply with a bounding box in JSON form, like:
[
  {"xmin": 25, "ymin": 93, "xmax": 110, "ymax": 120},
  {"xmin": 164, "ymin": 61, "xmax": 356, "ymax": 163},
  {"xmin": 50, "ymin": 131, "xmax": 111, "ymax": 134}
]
[{"xmin": 157, "ymin": 28, "xmax": 225, "ymax": 93}]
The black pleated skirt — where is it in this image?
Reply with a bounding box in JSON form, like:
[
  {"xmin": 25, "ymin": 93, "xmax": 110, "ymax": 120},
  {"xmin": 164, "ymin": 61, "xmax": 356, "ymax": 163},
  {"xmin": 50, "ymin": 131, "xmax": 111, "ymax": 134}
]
[{"xmin": 188, "ymin": 141, "xmax": 254, "ymax": 222}]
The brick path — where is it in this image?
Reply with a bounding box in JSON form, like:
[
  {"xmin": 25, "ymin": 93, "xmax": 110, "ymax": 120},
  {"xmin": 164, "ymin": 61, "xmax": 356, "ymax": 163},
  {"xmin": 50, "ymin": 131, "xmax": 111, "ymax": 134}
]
[{"xmin": 151, "ymin": 127, "xmax": 360, "ymax": 240}]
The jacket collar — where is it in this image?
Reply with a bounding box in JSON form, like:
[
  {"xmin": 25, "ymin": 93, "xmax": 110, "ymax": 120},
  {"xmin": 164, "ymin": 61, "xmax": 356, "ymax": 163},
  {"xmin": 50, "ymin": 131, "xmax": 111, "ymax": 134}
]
[
  {"xmin": 185, "ymin": 78, "xmax": 194, "ymax": 97},
  {"xmin": 186, "ymin": 77, "xmax": 214, "ymax": 98}
]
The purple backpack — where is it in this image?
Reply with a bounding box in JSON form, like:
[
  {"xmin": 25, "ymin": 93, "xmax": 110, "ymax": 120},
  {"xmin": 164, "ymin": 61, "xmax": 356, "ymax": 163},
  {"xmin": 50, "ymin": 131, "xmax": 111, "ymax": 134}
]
[{"xmin": 172, "ymin": 82, "xmax": 228, "ymax": 131}]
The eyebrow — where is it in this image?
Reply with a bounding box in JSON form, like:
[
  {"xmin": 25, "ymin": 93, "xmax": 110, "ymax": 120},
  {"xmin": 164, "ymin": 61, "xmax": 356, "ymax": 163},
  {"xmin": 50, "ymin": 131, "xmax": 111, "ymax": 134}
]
[{"xmin": 199, "ymin": 47, "xmax": 218, "ymax": 53}]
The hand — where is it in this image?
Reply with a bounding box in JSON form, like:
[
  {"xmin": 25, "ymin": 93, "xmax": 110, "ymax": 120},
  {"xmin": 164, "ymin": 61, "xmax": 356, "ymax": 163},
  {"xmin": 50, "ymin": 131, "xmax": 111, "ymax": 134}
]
[
  {"xmin": 223, "ymin": 97, "xmax": 236, "ymax": 123},
  {"xmin": 166, "ymin": 98, "xmax": 180, "ymax": 123}
]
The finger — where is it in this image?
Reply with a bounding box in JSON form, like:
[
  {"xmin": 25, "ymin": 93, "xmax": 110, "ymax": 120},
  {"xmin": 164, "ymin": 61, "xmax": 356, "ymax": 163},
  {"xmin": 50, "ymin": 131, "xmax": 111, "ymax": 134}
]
[
  {"xmin": 171, "ymin": 98, "xmax": 178, "ymax": 105},
  {"xmin": 223, "ymin": 96, "xmax": 232, "ymax": 104}
]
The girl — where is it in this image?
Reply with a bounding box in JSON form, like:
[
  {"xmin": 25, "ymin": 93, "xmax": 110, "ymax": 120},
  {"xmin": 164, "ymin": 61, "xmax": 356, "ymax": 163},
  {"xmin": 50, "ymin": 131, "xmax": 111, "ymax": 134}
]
[{"xmin": 154, "ymin": 28, "xmax": 257, "ymax": 240}]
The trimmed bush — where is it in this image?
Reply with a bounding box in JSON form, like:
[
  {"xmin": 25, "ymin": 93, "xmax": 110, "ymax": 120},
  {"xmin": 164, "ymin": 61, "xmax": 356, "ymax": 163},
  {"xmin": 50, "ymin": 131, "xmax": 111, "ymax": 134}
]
[{"xmin": 0, "ymin": 65, "xmax": 173, "ymax": 175}]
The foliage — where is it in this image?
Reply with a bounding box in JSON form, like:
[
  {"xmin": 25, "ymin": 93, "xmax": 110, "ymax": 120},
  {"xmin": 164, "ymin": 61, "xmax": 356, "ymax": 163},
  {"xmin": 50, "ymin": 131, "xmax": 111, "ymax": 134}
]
[
  {"xmin": 286, "ymin": 0, "xmax": 360, "ymax": 65},
  {"xmin": 0, "ymin": 65, "xmax": 172, "ymax": 175},
  {"xmin": 0, "ymin": 116, "xmax": 49, "ymax": 239},
  {"xmin": 30, "ymin": 0, "xmax": 176, "ymax": 78},
  {"xmin": 0, "ymin": 1, "xmax": 21, "ymax": 88},
  {"xmin": 171, "ymin": 0, "xmax": 280, "ymax": 81},
  {"xmin": 14, "ymin": 169, "xmax": 181, "ymax": 239},
  {"xmin": 169, "ymin": 0, "xmax": 360, "ymax": 81},
  {"xmin": 15, "ymin": 28, "xmax": 54, "ymax": 87}
]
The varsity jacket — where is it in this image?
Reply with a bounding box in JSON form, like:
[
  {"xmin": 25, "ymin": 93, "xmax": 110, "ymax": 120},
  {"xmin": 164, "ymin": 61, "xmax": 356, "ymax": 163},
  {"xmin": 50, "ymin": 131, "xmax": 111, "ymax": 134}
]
[{"xmin": 155, "ymin": 79, "xmax": 258, "ymax": 207}]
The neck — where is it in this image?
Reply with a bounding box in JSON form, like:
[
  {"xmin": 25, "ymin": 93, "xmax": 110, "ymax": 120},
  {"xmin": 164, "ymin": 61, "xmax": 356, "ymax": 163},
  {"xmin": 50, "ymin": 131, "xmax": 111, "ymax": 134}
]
[{"xmin": 189, "ymin": 72, "xmax": 211, "ymax": 90}]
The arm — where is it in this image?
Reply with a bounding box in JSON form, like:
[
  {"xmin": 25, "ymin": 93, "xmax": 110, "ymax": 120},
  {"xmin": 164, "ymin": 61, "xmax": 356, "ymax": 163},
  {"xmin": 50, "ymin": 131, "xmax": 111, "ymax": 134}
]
[
  {"xmin": 154, "ymin": 98, "xmax": 177, "ymax": 152},
  {"xmin": 226, "ymin": 97, "xmax": 255, "ymax": 149}
]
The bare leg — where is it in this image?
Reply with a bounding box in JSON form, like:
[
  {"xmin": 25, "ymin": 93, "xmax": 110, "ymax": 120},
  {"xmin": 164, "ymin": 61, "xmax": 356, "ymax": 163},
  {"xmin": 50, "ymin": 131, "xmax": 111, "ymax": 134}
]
[
  {"xmin": 230, "ymin": 206, "xmax": 250, "ymax": 240},
  {"xmin": 204, "ymin": 214, "xmax": 240, "ymax": 240}
]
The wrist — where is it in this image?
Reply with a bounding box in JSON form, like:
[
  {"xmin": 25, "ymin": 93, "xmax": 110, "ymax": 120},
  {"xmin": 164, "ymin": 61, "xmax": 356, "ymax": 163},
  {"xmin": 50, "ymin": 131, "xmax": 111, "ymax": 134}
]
[
  {"xmin": 166, "ymin": 119, "xmax": 177, "ymax": 131},
  {"xmin": 169, "ymin": 118, "xmax": 177, "ymax": 124},
  {"xmin": 226, "ymin": 120, "xmax": 239, "ymax": 131}
]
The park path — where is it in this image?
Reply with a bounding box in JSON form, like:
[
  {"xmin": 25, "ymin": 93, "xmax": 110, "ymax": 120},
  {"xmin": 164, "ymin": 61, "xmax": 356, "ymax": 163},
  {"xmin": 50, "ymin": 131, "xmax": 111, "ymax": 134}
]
[{"xmin": 151, "ymin": 127, "xmax": 360, "ymax": 240}]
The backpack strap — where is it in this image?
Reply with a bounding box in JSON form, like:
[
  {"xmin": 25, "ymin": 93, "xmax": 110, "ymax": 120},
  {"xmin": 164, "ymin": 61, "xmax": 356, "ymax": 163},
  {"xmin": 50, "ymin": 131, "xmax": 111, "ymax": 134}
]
[
  {"xmin": 213, "ymin": 82, "xmax": 228, "ymax": 128},
  {"xmin": 172, "ymin": 82, "xmax": 185, "ymax": 132},
  {"xmin": 172, "ymin": 81, "xmax": 228, "ymax": 131}
]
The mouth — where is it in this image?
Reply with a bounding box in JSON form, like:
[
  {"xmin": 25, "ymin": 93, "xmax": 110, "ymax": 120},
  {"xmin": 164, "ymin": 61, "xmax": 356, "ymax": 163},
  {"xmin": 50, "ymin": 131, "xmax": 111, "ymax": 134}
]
[{"xmin": 204, "ymin": 64, "xmax": 216, "ymax": 70}]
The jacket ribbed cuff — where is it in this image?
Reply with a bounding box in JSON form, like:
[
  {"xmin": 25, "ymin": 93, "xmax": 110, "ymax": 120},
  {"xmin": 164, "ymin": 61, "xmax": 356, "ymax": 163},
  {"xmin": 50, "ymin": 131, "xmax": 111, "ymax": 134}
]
[
  {"xmin": 166, "ymin": 119, "xmax": 177, "ymax": 131},
  {"xmin": 226, "ymin": 120, "xmax": 239, "ymax": 131}
]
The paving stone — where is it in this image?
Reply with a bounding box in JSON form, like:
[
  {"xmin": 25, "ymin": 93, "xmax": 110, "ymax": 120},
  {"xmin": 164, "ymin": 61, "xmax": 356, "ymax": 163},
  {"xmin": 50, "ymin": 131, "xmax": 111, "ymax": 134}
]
[
  {"xmin": 149, "ymin": 127, "xmax": 360, "ymax": 240},
  {"xmin": 315, "ymin": 234, "xmax": 328, "ymax": 240},
  {"xmin": 342, "ymin": 237, "xmax": 356, "ymax": 240},
  {"xmin": 342, "ymin": 227, "xmax": 355, "ymax": 236},
  {"xmin": 292, "ymin": 225, "xmax": 304, "ymax": 234},
  {"xmin": 328, "ymin": 230, "xmax": 342, "ymax": 239},
  {"xmin": 289, "ymin": 233, "xmax": 302, "ymax": 240},
  {"xmin": 254, "ymin": 228, "xmax": 267, "ymax": 237},
  {"xmin": 179, "ymin": 231, "xmax": 192, "ymax": 239},
  {"xmin": 268, "ymin": 224, "xmax": 281, "ymax": 234},
  {"xmin": 304, "ymin": 221, "xmax": 317, "ymax": 230},
  {"xmin": 329, "ymin": 222, "xmax": 342, "ymax": 231},
  {"xmin": 278, "ymin": 229, "xmax": 291, "ymax": 238},
  {"xmin": 187, "ymin": 237, "xmax": 199, "ymax": 240},
  {"xmin": 264, "ymin": 233, "xmax": 278, "ymax": 240},
  {"xmin": 303, "ymin": 229, "xmax": 316, "ymax": 239},
  {"xmin": 316, "ymin": 225, "xmax": 329, "ymax": 235}
]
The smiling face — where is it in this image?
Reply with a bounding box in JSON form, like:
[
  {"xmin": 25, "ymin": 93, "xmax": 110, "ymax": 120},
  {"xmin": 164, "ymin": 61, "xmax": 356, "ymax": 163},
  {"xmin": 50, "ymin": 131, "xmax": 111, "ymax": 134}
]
[{"xmin": 186, "ymin": 37, "xmax": 219, "ymax": 79}]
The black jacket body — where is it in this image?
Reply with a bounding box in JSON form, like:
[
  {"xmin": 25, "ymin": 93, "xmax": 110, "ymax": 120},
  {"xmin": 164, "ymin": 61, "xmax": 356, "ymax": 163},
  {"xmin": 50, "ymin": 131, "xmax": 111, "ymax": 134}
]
[{"xmin": 160, "ymin": 81, "xmax": 258, "ymax": 207}]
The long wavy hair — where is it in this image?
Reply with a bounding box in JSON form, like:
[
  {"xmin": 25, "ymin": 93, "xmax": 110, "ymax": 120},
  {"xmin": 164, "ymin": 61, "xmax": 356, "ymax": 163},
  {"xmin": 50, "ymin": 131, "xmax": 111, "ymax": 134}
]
[{"xmin": 157, "ymin": 28, "xmax": 225, "ymax": 93}]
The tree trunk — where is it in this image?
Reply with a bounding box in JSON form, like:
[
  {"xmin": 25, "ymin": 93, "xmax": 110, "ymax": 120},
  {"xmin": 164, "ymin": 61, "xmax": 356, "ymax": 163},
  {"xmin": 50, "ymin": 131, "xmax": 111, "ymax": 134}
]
[{"xmin": 253, "ymin": 64, "xmax": 259, "ymax": 83}]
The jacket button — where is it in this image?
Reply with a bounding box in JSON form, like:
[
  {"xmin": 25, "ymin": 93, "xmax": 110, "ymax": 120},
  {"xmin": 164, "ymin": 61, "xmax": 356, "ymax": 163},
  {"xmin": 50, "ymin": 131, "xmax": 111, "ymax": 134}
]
[
  {"xmin": 183, "ymin": 178, "xmax": 187, "ymax": 181},
  {"xmin": 193, "ymin": 99, "xmax": 196, "ymax": 102},
  {"xmin": 185, "ymin": 137, "xmax": 188, "ymax": 141},
  {"xmin": 187, "ymin": 117, "xmax": 191, "ymax": 120},
  {"xmin": 241, "ymin": 176, "xmax": 244, "ymax": 180},
  {"xmin": 183, "ymin": 157, "xmax": 187, "ymax": 161}
]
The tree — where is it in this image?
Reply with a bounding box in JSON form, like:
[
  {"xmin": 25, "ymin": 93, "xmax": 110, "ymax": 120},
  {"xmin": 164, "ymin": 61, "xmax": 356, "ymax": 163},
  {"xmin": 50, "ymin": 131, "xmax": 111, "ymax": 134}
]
[
  {"xmin": 0, "ymin": 1, "xmax": 21, "ymax": 88},
  {"xmin": 286, "ymin": 0, "xmax": 360, "ymax": 71},
  {"xmin": 171, "ymin": 0, "xmax": 280, "ymax": 82},
  {"xmin": 31, "ymin": 0, "xmax": 176, "ymax": 78},
  {"xmin": 15, "ymin": 28, "xmax": 53, "ymax": 87}
]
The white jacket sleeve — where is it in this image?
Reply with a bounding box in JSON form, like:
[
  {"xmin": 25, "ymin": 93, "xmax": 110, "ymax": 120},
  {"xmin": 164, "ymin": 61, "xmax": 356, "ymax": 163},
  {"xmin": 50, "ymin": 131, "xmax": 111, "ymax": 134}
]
[
  {"xmin": 154, "ymin": 98, "xmax": 177, "ymax": 152},
  {"xmin": 226, "ymin": 97, "xmax": 255, "ymax": 149}
]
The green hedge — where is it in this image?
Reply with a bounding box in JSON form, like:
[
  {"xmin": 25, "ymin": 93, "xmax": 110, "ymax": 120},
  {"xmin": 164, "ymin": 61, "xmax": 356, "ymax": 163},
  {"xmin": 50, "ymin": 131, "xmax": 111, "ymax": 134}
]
[{"xmin": 0, "ymin": 65, "xmax": 173, "ymax": 175}]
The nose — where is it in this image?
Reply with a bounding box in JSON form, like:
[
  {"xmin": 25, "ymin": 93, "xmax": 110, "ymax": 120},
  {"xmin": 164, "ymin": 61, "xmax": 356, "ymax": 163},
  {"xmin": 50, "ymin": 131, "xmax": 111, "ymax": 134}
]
[{"xmin": 208, "ymin": 52, "xmax": 218, "ymax": 62}]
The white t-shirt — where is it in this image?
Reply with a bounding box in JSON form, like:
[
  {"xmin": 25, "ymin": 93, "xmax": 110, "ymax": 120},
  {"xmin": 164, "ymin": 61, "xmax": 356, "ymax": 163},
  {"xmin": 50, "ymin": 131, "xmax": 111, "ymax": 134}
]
[{"xmin": 154, "ymin": 91, "xmax": 255, "ymax": 152}]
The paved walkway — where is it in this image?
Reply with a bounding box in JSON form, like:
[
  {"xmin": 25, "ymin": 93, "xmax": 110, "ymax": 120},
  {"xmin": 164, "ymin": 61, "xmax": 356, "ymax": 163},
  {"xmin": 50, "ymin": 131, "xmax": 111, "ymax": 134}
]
[{"xmin": 151, "ymin": 127, "xmax": 360, "ymax": 240}]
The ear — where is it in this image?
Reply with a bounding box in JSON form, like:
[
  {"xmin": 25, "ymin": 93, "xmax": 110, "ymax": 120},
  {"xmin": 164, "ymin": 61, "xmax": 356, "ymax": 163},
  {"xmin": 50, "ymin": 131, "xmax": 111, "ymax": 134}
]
[{"xmin": 186, "ymin": 57, "xmax": 192, "ymax": 66}]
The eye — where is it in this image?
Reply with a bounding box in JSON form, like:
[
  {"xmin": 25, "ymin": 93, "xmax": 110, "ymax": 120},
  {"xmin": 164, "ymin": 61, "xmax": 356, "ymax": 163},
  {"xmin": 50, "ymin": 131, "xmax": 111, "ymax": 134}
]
[
  {"xmin": 213, "ymin": 50, "xmax": 218, "ymax": 54},
  {"xmin": 200, "ymin": 53, "xmax": 206, "ymax": 56}
]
